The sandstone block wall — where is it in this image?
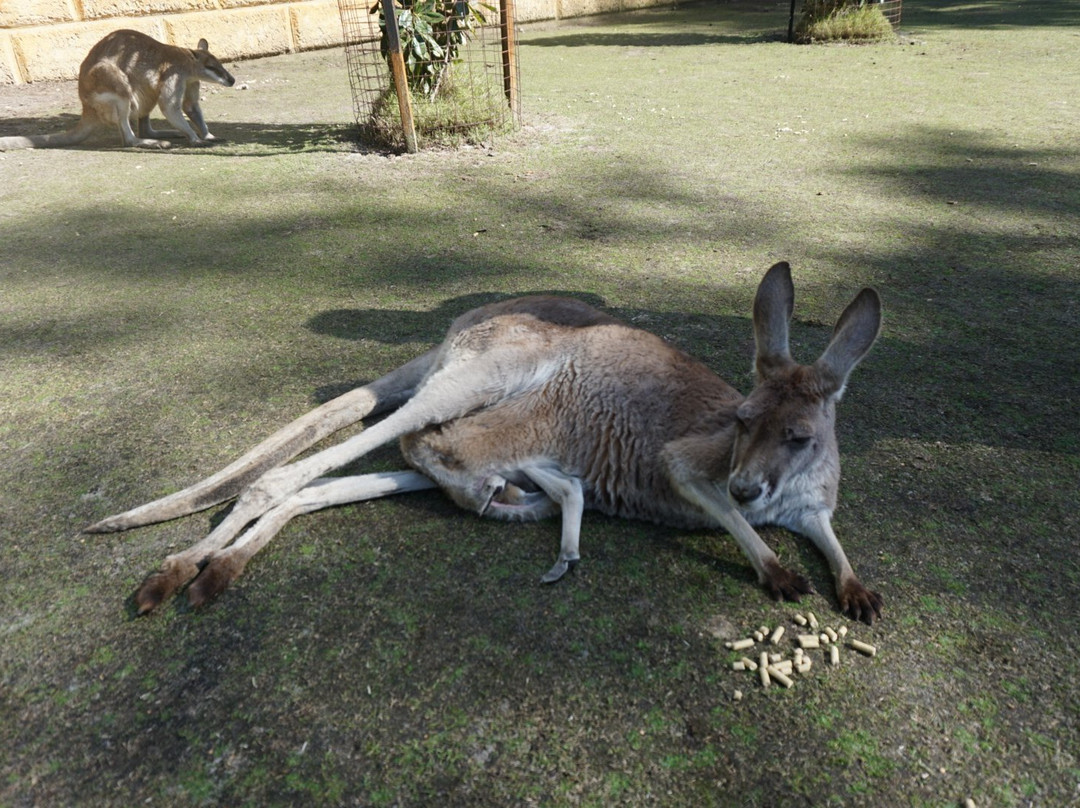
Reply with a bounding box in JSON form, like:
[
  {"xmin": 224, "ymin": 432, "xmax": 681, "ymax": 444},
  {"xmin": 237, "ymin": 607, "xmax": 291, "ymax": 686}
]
[{"xmin": 0, "ymin": 0, "xmax": 671, "ymax": 85}]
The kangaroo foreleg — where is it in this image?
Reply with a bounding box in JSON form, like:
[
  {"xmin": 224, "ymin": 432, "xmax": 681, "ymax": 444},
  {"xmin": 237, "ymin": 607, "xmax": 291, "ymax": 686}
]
[
  {"xmin": 673, "ymin": 477, "xmax": 813, "ymax": 602},
  {"xmin": 87, "ymin": 349, "xmax": 437, "ymax": 535},
  {"xmin": 183, "ymin": 471, "xmax": 437, "ymax": 608},
  {"xmin": 520, "ymin": 465, "xmax": 585, "ymax": 583},
  {"xmin": 793, "ymin": 510, "xmax": 882, "ymax": 624}
]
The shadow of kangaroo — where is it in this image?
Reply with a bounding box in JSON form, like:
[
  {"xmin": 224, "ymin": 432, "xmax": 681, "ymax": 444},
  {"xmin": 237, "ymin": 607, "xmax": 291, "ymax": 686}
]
[
  {"xmin": 0, "ymin": 30, "xmax": 234, "ymax": 151},
  {"xmin": 87, "ymin": 262, "xmax": 885, "ymax": 623}
]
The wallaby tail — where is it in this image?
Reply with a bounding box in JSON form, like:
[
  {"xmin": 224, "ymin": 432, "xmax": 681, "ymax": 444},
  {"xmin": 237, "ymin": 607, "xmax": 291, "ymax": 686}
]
[
  {"xmin": 84, "ymin": 349, "xmax": 439, "ymax": 533},
  {"xmin": 0, "ymin": 119, "xmax": 97, "ymax": 151}
]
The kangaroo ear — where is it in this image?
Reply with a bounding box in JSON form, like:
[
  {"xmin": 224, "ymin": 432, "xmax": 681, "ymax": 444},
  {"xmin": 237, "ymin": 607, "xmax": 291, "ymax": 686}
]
[
  {"xmin": 753, "ymin": 261, "xmax": 795, "ymax": 381},
  {"xmin": 814, "ymin": 287, "xmax": 881, "ymax": 399},
  {"xmin": 197, "ymin": 39, "xmax": 209, "ymax": 52}
]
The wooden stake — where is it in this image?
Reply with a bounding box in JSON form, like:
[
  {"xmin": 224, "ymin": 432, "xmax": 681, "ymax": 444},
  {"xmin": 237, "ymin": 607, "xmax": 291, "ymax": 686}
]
[
  {"xmin": 381, "ymin": 0, "xmax": 417, "ymax": 153},
  {"xmin": 500, "ymin": 0, "xmax": 519, "ymax": 115}
]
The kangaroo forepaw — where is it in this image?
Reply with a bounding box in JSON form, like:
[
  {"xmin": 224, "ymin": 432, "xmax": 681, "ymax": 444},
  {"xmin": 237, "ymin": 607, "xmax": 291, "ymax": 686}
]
[
  {"xmin": 134, "ymin": 559, "xmax": 198, "ymax": 615},
  {"xmin": 839, "ymin": 579, "xmax": 883, "ymax": 625},
  {"xmin": 762, "ymin": 561, "xmax": 813, "ymax": 603},
  {"xmin": 540, "ymin": 555, "xmax": 579, "ymax": 584}
]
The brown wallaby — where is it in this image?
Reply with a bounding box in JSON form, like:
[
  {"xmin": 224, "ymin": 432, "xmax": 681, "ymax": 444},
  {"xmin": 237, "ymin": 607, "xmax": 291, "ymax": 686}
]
[
  {"xmin": 0, "ymin": 30, "xmax": 234, "ymax": 151},
  {"xmin": 87, "ymin": 262, "xmax": 885, "ymax": 623}
]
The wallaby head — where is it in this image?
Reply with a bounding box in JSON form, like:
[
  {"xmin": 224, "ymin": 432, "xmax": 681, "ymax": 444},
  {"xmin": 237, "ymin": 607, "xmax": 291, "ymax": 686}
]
[
  {"xmin": 193, "ymin": 39, "xmax": 235, "ymax": 88},
  {"xmin": 728, "ymin": 262, "xmax": 881, "ymax": 514}
]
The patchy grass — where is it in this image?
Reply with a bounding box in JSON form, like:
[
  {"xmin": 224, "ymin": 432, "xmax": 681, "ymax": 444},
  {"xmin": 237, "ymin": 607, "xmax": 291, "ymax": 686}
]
[
  {"xmin": 795, "ymin": 0, "xmax": 896, "ymax": 43},
  {"xmin": 1, "ymin": 1, "xmax": 1078, "ymax": 805}
]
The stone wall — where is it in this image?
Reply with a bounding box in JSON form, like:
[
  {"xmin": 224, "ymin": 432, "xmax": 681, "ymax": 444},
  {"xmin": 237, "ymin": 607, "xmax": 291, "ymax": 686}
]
[{"xmin": 0, "ymin": 0, "xmax": 668, "ymax": 84}]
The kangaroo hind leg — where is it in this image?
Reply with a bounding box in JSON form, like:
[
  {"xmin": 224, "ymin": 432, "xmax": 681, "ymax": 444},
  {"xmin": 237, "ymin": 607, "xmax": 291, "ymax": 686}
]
[{"xmin": 185, "ymin": 471, "xmax": 437, "ymax": 608}]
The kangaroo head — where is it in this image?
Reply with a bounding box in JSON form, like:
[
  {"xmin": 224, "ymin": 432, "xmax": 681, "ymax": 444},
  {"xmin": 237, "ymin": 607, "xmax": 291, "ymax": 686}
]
[
  {"xmin": 728, "ymin": 262, "xmax": 881, "ymax": 513},
  {"xmin": 194, "ymin": 39, "xmax": 236, "ymax": 88}
]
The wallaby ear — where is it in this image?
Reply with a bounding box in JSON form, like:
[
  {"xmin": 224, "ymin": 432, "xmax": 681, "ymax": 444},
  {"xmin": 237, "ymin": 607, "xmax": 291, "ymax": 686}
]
[
  {"xmin": 814, "ymin": 287, "xmax": 881, "ymax": 399},
  {"xmin": 753, "ymin": 261, "xmax": 795, "ymax": 381},
  {"xmin": 197, "ymin": 39, "xmax": 209, "ymax": 52}
]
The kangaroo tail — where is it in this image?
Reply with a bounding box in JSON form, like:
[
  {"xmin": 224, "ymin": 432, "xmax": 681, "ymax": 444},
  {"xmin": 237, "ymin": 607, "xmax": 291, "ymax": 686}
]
[{"xmin": 0, "ymin": 119, "xmax": 97, "ymax": 151}]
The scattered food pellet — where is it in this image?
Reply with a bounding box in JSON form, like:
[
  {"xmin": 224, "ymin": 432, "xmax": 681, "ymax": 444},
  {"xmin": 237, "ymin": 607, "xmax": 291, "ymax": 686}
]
[
  {"xmin": 768, "ymin": 666, "xmax": 794, "ymax": 688},
  {"xmin": 848, "ymin": 639, "xmax": 877, "ymax": 657},
  {"xmin": 722, "ymin": 615, "xmax": 879, "ymax": 693},
  {"xmin": 771, "ymin": 659, "xmax": 793, "ymax": 675}
]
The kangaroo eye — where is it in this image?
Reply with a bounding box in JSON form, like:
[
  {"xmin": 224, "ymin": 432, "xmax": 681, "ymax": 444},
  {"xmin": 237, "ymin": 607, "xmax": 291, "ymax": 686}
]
[{"xmin": 785, "ymin": 432, "xmax": 812, "ymax": 449}]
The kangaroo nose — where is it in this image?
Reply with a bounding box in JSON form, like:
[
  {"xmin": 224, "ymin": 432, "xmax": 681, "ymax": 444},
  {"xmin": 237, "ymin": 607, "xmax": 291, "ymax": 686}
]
[{"xmin": 729, "ymin": 479, "xmax": 762, "ymax": 505}]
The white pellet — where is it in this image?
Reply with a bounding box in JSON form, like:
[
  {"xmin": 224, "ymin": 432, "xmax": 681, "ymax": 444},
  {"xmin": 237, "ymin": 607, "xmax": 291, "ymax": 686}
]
[
  {"xmin": 768, "ymin": 666, "xmax": 794, "ymax": 688},
  {"xmin": 733, "ymin": 661, "xmax": 746, "ymax": 671},
  {"xmin": 807, "ymin": 611, "xmax": 819, "ymax": 630},
  {"xmin": 830, "ymin": 645, "xmax": 840, "ymax": 666},
  {"xmin": 848, "ymin": 639, "xmax": 877, "ymax": 657},
  {"xmin": 794, "ymin": 613, "xmax": 808, "ymax": 626},
  {"xmin": 797, "ymin": 634, "xmax": 820, "ymax": 649},
  {"xmin": 740, "ymin": 657, "xmax": 759, "ymax": 671},
  {"xmin": 820, "ymin": 633, "xmax": 830, "ymax": 645},
  {"xmin": 824, "ymin": 627, "xmax": 838, "ymax": 643},
  {"xmin": 753, "ymin": 631, "xmax": 764, "ymax": 643},
  {"xmin": 728, "ymin": 637, "xmax": 755, "ymax": 651},
  {"xmin": 770, "ymin": 626, "xmax": 785, "ymax": 645}
]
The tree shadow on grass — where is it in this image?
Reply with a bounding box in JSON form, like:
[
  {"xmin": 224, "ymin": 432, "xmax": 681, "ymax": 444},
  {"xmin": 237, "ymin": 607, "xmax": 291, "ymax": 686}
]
[
  {"xmin": 0, "ymin": 113, "xmax": 363, "ymax": 155},
  {"xmin": 905, "ymin": 0, "xmax": 1080, "ymax": 29}
]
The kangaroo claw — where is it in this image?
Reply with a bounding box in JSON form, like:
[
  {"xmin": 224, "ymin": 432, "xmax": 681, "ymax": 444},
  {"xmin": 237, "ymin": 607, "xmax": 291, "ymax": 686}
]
[
  {"xmin": 762, "ymin": 560, "xmax": 813, "ymax": 603},
  {"xmin": 839, "ymin": 579, "xmax": 884, "ymax": 625}
]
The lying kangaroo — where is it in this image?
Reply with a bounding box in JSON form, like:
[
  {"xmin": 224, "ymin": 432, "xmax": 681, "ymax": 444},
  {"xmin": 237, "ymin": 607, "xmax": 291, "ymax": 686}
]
[
  {"xmin": 87, "ymin": 262, "xmax": 884, "ymax": 623},
  {"xmin": 0, "ymin": 30, "xmax": 234, "ymax": 151}
]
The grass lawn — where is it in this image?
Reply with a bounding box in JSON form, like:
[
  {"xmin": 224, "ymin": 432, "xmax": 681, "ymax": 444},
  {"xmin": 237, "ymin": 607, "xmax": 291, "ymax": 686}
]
[{"xmin": 1, "ymin": 1, "xmax": 1077, "ymax": 805}]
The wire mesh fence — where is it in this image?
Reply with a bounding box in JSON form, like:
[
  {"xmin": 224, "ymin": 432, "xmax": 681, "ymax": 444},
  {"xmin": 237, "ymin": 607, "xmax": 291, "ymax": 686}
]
[
  {"xmin": 338, "ymin": 0, "xmax": 520, "ymax": 151},
  {"xmin": 874, "ymin": 0, "xmax": 902, "ymax": 27}
]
